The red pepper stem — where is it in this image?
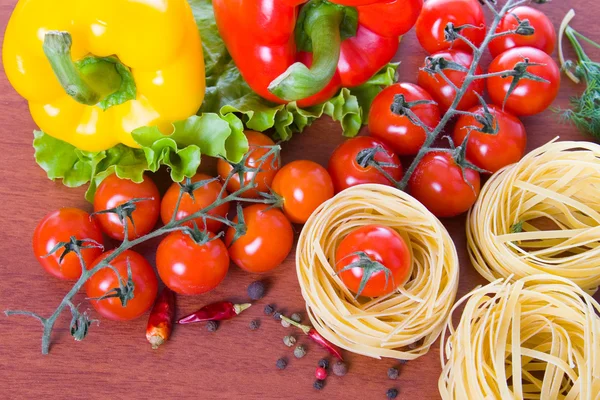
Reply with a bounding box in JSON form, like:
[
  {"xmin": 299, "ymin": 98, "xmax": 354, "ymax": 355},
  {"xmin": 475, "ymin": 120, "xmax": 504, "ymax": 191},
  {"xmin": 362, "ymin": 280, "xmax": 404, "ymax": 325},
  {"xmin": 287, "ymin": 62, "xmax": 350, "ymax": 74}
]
[
  {"xmin": 268, "ymin": 2, "xmax": 344, "ymax": 101},
  {"xmin": 280, "ymin": 315, "xmax": 311, "ymax": 335},
  {"xmin": 233, "ymin": 303, "xmax": 252, "ymax": 315}
]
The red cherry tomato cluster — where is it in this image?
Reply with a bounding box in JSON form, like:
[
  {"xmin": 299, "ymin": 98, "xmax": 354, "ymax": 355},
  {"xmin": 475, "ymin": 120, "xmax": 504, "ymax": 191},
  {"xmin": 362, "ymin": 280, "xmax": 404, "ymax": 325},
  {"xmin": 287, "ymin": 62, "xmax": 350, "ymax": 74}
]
[
  {"xmin": 342, "ymin": 1, "xmax": 561, "ymax": 218},
  {"xmin": 32, "ymin": 131, "xmax": 337, "ymax": 321}
]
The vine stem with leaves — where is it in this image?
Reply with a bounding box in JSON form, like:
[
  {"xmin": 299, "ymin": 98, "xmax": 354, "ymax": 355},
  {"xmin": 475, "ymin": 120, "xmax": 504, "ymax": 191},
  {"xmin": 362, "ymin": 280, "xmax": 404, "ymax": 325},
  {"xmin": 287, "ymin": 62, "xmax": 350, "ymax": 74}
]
[
  {"xmin": 390, "ymin": 0, "xmax": 549, "ymax": 190},
  {"xmin": 5, "ymin": 145, "xmax": 281, "ymax": 355}
]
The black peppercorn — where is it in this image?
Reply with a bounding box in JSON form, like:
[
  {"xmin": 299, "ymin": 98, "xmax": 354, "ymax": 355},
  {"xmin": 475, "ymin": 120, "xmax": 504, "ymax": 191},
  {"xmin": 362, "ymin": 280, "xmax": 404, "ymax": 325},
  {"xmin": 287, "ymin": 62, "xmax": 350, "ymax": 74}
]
[
  {"xmin": 273, "ymin": 311, "xmax": 282, "ymax": 321},
  {"xmin": 206, "ymin": 321, "xmax": 218, "ymax": 332},
  {"xmin": 313, "ymin": 380, "xmax": 325, "ymax": 390},
  {"xmin": 247, "ymin": 281, "xmax": 266, "ymax": 300},
  {"xmin": 249, "ymin": 320, "xmax": 260, "ymax": 330},
  {"xmin": 398, "ymin": 359, "xmax": 408, "ymax": 365},
  {"xmin": 276, "ymin": 358, "xmax": 287, "ymax": 370},
  {"xmin": 388, "ymin": 367, "xmax": 399, "ymax": 380},
  {"xmin": 318, "ymin": 359, "xmax": 329, "ymax": 369},
  {"xmin": 386, "ymin": 388, "xmax": 399, "ymax": 399},
  {"xmin": 264, "ymin": 304, "xmax": 275, "ymax": 315}
]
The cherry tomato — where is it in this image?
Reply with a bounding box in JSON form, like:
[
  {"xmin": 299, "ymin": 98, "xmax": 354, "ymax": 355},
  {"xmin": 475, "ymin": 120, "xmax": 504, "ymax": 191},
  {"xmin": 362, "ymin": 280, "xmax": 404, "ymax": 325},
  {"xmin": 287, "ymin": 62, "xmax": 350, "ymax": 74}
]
[
  {"xmin": 86, "ymin": 250, "xmax": 158, "ymax": 321},
  {"xmin": 408, "ymin": 152, "xmax": 480, "ymax": 218},
  {"xmin": 93, "ymin": 174, "xmax": 160, "ymax": 241},
  {"xmin": 225, "ymin": 204, "xmax": 293, "ymax": 274},
  {"xmin": 453, "ymin": 105, "xmax": 527, "ymax": 173},
  {"xmin": 328, "ymin": 137, "xmax": 403, "ymax": 193},
  {"xmin": 272, "ymin": 160, "xmax": 334, "ymax": 224},
  {"xmin": 417, "ymin": 49, "xmax": 485, "ymax": 111},
  {"xmin": 416, "ymin": 0, "xmax": 486, "ymax": 54},
  {"xmin": 32, "ymin": 208, "xmax": 104, "ymax": 280},
  {"xmin": 161, "ymin": 173, "xmax": 229, "ymax": 233},
  {"xmin": 157, "ymin": 232, "xmax": 230, "ymax": 295},
  {"xmin": 487, "ymin": 47, "xmax": 560, "ymax": 116},
  {"xmin": 489, "ymin": 6, "xmax": 556, "ymax": 58},
  {"xmin": 335, "ymin": 225, "xmax": 412, "ymax": 298},
  {"xmin": 217, "ymin": 131, "xmax": 279, "ymax": 199},
  {"xmin": 368, "ymin": 83, "xmax": 441, "ymax": 156}
]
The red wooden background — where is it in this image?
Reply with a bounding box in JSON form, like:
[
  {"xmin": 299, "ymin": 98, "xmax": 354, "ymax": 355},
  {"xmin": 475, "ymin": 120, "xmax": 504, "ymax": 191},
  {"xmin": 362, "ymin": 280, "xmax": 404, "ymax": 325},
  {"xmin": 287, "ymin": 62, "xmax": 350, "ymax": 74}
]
[{"xmin": 0, "ymin": 1, "xmax": 598, "ymax": 399}]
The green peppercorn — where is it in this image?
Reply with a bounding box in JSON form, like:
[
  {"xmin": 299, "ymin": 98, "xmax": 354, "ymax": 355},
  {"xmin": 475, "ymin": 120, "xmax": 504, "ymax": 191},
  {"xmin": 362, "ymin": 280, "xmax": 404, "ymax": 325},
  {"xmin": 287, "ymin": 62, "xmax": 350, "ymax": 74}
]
[
  {"xmin": 276, "ymin": 358, "xmax": 287, "ymax": 370},
  {"xmin": 264, "ymin": 304, "xmax": 275, "ymax": 315},
  {"xmin": 313, "ymin": 380, "xmax": 325, "ymax": 390},
  {"xmin": 386, "ymin": 388, "xmax": 399, "ymax": 399},
  {"xmin": 333, "ymin": 361, "xmax": 348, "ymax": 376},
  {"xmin": 247, "ymin": 281, "xmax": 266, "ymax": 300},
  {"xmin": 388, "ymin": 367, "xmax": 399, "ymax": 380},
  {"xmin": 206, "ymin": 321, "xmax": 218, "ymax": 332},
  {"xmin": 290, "ymin": 313, "xmax": 302, "ymax": 323},
  {"xmin": 294, "ymin": 345, "xmax": 306, "ymax": 359},
  {"xmin": 249, "ymin": 320, "xmax": 260, "ymax": 331},
  {"xmin": 281, "ymin": 318, "xmax": 291, "ymax": 328},
  {"xmin": 283, "ymin": 335, "xmax": 296, "ymax": 347}
]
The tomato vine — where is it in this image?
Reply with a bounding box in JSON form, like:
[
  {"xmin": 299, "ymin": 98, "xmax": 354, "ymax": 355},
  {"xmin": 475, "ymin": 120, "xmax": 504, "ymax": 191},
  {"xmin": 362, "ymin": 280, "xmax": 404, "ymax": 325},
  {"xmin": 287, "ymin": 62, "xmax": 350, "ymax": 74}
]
[
  {"xmin": 5, "ymin": 145, "xmax": 281, "ymax": 354},
  {"xmin": 396, "ymin": 0, "xmax": 551, "ymax": 190}
]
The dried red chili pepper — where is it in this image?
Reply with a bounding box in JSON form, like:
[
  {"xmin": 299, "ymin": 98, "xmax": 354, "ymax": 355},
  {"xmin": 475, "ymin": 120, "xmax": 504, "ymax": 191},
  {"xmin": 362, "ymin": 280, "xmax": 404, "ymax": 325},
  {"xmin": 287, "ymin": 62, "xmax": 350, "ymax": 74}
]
[
  {"xmin": 177, "ymin": 301, "xmax": 251, "ymax": 325},
  {"xmin": 280, "ymin": 315, "xmax": 343, "ymax": 360},
  {"xmin": 146, "ymin": 287, "xmax": 176, "ymax": 350}
]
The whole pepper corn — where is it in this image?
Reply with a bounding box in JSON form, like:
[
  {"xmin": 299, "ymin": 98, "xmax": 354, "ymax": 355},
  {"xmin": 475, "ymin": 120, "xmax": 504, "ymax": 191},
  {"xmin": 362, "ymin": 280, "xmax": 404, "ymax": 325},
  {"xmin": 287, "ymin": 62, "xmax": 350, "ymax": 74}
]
[
  {"xmin": 3, "ymin": 0, "xmax": 205, "ymax": 152},
  {"xmin": 213, "ymin": 0, "xmax": 422, "ymax": 107}
]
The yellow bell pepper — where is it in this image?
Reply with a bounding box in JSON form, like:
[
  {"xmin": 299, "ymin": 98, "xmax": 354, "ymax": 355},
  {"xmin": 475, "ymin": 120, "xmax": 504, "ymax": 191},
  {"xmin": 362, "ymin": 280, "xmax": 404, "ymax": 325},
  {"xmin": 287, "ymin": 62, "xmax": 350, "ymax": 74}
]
[{"xmin": 2, "ymin": 0, "xmax": 205, "ymax": 152}]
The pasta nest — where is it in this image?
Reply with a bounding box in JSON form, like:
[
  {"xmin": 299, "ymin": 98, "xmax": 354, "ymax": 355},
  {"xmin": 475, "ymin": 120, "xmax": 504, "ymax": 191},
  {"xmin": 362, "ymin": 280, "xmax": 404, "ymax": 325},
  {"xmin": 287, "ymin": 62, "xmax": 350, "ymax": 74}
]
[
  {"xmin": 439, "ymin": 275, "xmax": 600, "ymax": 399},
  {"xmin": 467, "ymin": 140, "xmax": 600, "ymax": 293},
  {"xmin": 296, "ymin": 184, "xmax": 459, "ymax": 359}
]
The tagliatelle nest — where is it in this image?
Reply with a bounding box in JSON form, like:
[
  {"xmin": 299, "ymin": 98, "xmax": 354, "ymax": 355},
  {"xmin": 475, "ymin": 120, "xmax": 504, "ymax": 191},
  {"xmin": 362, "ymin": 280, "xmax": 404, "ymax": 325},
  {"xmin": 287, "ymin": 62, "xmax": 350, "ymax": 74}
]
[
  {"xmin": 467, "ymin": 140, "xmax": 600, "ymax": 293},
  {"xmin": 439, "ymin": 275, "xmax": 600, "ymax": 399},
  {"xmin": 296, "ymin": 184, "xmax": 459, "ymax": 359}
]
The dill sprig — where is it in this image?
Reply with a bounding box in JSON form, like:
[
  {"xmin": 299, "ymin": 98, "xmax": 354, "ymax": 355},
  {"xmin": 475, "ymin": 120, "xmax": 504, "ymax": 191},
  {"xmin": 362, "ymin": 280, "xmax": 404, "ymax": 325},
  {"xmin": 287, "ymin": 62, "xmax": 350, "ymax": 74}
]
[{"xmin": 557, "ymin": 10, "xmax": 600, "ymax": 140}]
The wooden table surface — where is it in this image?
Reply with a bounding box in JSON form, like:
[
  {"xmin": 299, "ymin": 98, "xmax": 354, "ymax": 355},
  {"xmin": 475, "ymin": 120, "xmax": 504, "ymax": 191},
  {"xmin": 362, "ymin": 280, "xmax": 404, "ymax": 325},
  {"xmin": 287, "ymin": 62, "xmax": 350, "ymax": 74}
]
[{"xmin": 1, "ymin": 1, "xmax": 599, "ymax": 399}]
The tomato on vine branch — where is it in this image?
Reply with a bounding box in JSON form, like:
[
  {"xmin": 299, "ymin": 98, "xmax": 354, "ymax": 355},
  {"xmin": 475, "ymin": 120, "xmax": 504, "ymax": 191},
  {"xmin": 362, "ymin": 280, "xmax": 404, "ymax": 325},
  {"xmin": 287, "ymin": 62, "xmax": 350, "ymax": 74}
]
[
  {"xmin": 416, "ymin": 0, "xmax": 486, "ymax": 54},
  {"xmin": 489, "ymin": 6, "xmax": 556, "ymax": 57},
  {"xmin": 328, "ymin": 136, "xmax": 403, "ymax": 193},
  {"xmin": 453, "ymin": 104, "xmax": 527, "ymax": 173},
  {"xmin": 157, "ymin": 229, "xmax": 230, "ymax": 295},
  {"xmin": 408, "ymin": 150, "xmax": 481, "ymax": 218},
  {"xmin": 417, "ymin": 49, "xmax": 485, "ymax": 112},
  {"xmin": 161, "ymin": 173, "xmax": 230, "ymax": 233},
  {"xmin": 369, "ymin": 83, "xmax": 441, "ymax": 156},
  {"xmin": 86, "ymin": 250, "xmax": 158, "ymax": 321},
  {"xmin": 217, "ymin": 131, "xmax": 280, "ymax": 199},
  {"xmin": 93, "ymin": 174, "xmax": 160, "ymax": 241},
  {"xmin": 225, "ymin": 204, "xmax": 293, "ymax": 274},
  {"xmin": 33, "ymin": 208, "xmax": 104, "ymax": 280},
  {"xmin": 487, "ymin": 46, "xmax": 560, "ymax": 116}
]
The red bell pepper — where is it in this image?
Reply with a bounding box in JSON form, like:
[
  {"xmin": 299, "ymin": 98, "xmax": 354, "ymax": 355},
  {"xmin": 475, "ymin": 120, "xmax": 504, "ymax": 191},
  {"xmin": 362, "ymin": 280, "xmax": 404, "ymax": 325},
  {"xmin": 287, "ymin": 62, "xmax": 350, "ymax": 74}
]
[{"xmin": 213, "ymin": 0, "xmax": 423, "ymax": 107}]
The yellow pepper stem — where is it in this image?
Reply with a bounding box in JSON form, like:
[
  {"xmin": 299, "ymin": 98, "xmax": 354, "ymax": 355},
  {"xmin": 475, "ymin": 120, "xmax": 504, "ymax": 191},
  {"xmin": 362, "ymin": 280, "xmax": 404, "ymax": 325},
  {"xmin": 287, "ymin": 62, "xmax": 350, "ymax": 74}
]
[{"xmin": 43, "ymin": 31, "xmax": 121, "ymax": 106}]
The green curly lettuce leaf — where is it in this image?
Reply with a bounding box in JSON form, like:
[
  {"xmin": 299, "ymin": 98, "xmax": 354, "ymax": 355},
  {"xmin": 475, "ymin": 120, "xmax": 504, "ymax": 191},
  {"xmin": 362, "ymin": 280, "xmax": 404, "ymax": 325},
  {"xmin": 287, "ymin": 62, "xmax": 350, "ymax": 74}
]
[
  {"xmin": 189, "ymin": 0, "xmax": 398, "ymax": 140},
  {"xmin": 33, "ymin": 113, "xmax": 248, "ymax": 201}
]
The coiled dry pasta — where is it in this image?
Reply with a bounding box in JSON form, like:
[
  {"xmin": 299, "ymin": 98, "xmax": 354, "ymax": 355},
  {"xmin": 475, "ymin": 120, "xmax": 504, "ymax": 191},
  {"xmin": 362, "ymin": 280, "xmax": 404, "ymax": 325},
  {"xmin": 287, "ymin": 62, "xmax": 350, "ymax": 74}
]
[
  {"xmin": 439, "ymin": 275, "xmax": 600, "ymax": 400},
  {"xmin": 467, "ymin": 140, "xmax": 600, "ymax": 293},
  {"xmin": 296, "ymin": 184, "xmax": 459, "ymax": 359}
]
